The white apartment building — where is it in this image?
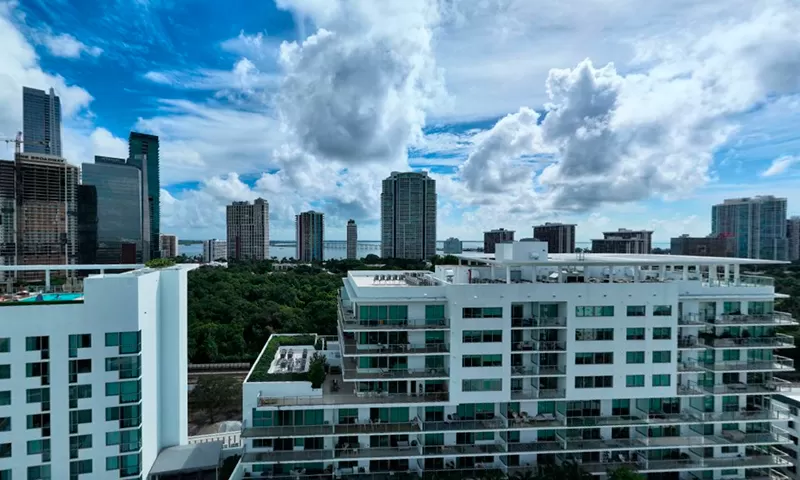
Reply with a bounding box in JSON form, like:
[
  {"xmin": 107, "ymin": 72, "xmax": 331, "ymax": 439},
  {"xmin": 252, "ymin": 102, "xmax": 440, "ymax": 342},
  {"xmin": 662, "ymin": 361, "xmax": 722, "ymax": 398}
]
[
  {"xmin": 0, "ymin": 263, "xmax": 193, "ymax": 479},
  {"xmin": 203, "ymin": 239, "xmax": 228, "ymax": 263},
  {"xmin": 772, "ymin": 391, "xmax": 800, "ymax": 479},
  {"xmin": 232, "ymin": 241, "xmax": 796, "ymax": 480}
]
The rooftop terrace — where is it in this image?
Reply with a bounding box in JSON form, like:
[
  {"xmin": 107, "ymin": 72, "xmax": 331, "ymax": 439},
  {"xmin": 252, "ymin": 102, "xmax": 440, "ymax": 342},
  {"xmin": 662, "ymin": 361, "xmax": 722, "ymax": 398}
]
[{"xmin": 246, "ymin": 334, "xmax": 324, "ymax": 383}]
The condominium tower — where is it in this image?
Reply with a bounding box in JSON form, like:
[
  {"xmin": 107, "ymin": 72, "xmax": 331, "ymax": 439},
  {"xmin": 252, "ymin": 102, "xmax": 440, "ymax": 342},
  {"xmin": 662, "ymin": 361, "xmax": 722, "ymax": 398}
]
[
  {"xmin": 381, "ymin": 171, "xmax": 437, "ymax": 260},
  {"xmin": 226, "ymin": 198, "xmax": 270, "ymax": 261},
  {"xmin": 0, "ymin": 263, "xmax": 193, "ymax": 479},
  {"xmin": 533, "ymin": 223, "xmax": 576, "ymax": 254},
  {"xmin": 443, "ymin": 237, "xmax": 463, "ymax": 254},
  {"xmin": 127, "ymin": 132, "xmax": 160, "ymax": 260},
  {"xmin": 81, "ymin": 156, "xmax": 144, "ymax": 264},
  {"xmin": 0, "ymin": 153, "xmax": 79, "ymax": 281},
  {"xmin": 712, "ymin": 196, "xmax": 788, "ymax": 260},
  {"xmin": 296, "ymin": 211, "xmax": 325, "ymax": 262},
  {"xmin": 484, "ymin": 229, "xmax": 515, "ymax": 254},
  {"xmin": 23, "ymin": 87, "xmax": 62, "ymax": 156},
  {"xmin": 202, "ymin": 239, "xmax": 227, "ymax": 263},
  {"xmin": 788, "ymin": 217, "xmax": 800, "ymax": 262},
  {"xmin": 347, "ymin": 219, "xmax": 358, "ymax": 260},
  {"xmin": 234, "ymin": 240, "xmax": 795, "ymax": 479},
  {"xmin": 592, "ymin": 228, "xmax": 653, "ymax": 254},
  {"xmin": 159, "ymin": 234, "xmax": 178, "ymax": 258}
]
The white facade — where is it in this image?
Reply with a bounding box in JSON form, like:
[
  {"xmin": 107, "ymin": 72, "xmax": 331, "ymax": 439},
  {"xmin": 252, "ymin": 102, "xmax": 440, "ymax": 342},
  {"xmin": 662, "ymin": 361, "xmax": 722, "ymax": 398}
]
[
  {"xmin": 234, "ymin": 242, "xmax": 796, "ymax": 480},
  {"xmin": 773, "ymin": 391, "xmax": 800, "ymax": 479},
  {"xmin": 0, "ymin": 264, "xmax": 193, "ymax": 479},
  {"xmin": 202, "ymin": 239, "xmax": 228, "ymax": 263}
]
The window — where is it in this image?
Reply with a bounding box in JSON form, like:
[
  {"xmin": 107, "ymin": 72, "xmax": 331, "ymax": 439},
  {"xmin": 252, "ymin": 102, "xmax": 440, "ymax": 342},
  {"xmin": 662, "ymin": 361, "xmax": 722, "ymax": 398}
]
[
  {"xmin": 27, "ymin": 465, "xmax": 51, "ymax": 480},
  {"xmin": 70, "ymin": 459, "xmax": 92, "ymax": 476},
  {"xmin": 721, "ymin": 446, "xmax": 738, "ymax": 454},
  {"xmin": 653, "ymin": 351, "xmax": 672, "ymax": 363},
  {"xmin": 0, "ymin": 365, "xmax": 9, "ymax": 379},
  {"xmin": 462, "ymin": 307, "xmax": 503, "ymax": 318},
  {"xmin": 626, "ymin": 328, "xmax": 645, "ymax": 340},
  {"xmin": 69, "ymin": 434, "xmax": 92, "ymax": 459},
  {"xmin": 0, "ymin": 417, "xmax": 9, "ymax": 432},
  {"xmin": 69, "ymin": 385, "xmax": 92, "ymax": 409},
  {"xmin": 0, "ymin": 338, "xmax": 9, "ymax": 353},
  {"xmin": 105, "ymin": 331, "xmax": 141, "ymax": 354},
  {"xmin": 68, "ymin": 334, "xmax": 91, "ymax": 358},
  {"xmin": 626, "ymin": 375, "xmax": 645, "ymax": 387},
  {"xmin": 0, "ymin": 443, "xmax": 9, "ymax": 459},
  {"xmin": 575, "ymin": 352, "xmax": 614, "ymax": 365},
  {"xmin": 626, "ymin": 305, "xmax": 645, "ymax": 317},
  {"xmin": 653, "ymin": 328, "xmax": 672, "ymax": 340},
  {"xmin": 462, "ymin": 355, "xmax": 502, "ymax": 368},
  {"xmin": 105, "ymin": 380, "xmax": 142, "ymax": 404},
  {"xmin": 106, "ymin": 356, "xmax": 141, "ymax": 379},
  {"xmin": 0, "ymin": 391, "xmax": 9, "ymax": 406},
  {"xmin": 612, "ymin": 399, "xmax": 630, "ymax": 416},
  {"xmin": 26, "ymin": 388, "xmax": 50, "ymax": 410},
  {"xmin": 575, "ymin": 376, "xmax": 613, "ymax": 388},
  {"xmin": 575, "ymin": 329, "xmax": 614, "ymax": 341},
  {"xmin": 27, "ymin": 438, "xmax": 50, "ymax": 456},
  {"xmin": 26, "ymin": 362, "xmax": 49, "ymax": 385},
  {"xmin": 575, "ymin": 306, "xmax": 614, "ymax": 317},
  {"xmin": 69, "ymin": 409, "xmax": 92, "ymax": 434},
  {"xmin": 462, "ymin": 330, "xmax": 502, "ymax": 343},
  {"xmin": 462, "ymin": 379, "xmax": 502, "ymax": 392},
  {"xmin": 653, "ymin": 305, "xmax": 672, "ymax": 316},
  {"xmin": 26, "ymin": 413, "xmax": 50, "ymax": 430},
  {"xmin": 25, "ymin": 336, "xmax": 48, "ymax": 352},
  {"xmin": 652, "ymin": 374, "xmax": 671, "ymax": 387},
  {"xmin": 68, "ymin": 359, "xmax": 92, "ymax": 383},
  {"xmin": 626, "ymin": 352, "xmax": 645, "ymax": 364}
]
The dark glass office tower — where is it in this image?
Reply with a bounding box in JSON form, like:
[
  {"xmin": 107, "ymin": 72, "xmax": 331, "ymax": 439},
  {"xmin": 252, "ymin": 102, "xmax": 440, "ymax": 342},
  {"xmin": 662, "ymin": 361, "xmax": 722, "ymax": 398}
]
[
  {"xmin": 81, "ymin": 157, "xmax": 144, "ymax": 263},
  {"xmin": 128, "ymin": 132, "xmax": 160, "ymax": 259},
  {"xmin": 77, "ymin": 185, "xmax": 98, "ymax": 264},
  {"xmin": 23, "ymin": 86, "xmax": 62, "ymax": 156}
]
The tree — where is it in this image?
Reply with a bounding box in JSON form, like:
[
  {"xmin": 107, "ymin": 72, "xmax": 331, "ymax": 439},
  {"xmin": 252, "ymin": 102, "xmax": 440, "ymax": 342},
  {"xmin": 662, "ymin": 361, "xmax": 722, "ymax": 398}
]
[
  {"xmin": 189, "ymin": 375, "xmax": 241, "ymax": 424},
  {"xmin": 308, "ymin": 352, "xmax": 328, "ymax": 388},
  {"xmin": 146, "ymin": 258, "xmax": 176, "ymax": 269},
  {"xmin": 607, "ymin": 467, "xmax": 644, "ymax": 480}
]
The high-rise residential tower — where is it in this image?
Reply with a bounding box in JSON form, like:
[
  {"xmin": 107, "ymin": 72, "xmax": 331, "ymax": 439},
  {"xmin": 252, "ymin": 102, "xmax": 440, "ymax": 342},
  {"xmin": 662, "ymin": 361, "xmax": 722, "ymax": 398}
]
[
  {"xmin": 788, "ymin": 217, "xmax": 800, "ymax": 262},
  {"xmin": 296, "ymin": 211, "xmax": 324, "ymax": 262},
  {"xmin": 81, "ymin": 156, "xmax": 144, "ymax": 263},
  {"xmin": 443, "ymin": 237, "xmax": 463, "ymax": 254},
  {"xmin": 484, "ymin": 228, "xmax": 515, "ymax": 254},
  {"xmin": 712, "ymin": 196, "xmax": 788, "ymax": 260},
  {"xmin": 533, "ymin": 222, "xmax": 576, "ymax": 253},
  {"xmin": 0, "ymin": 263, "xmax": 194, "ymax": 479},
  {"xmin": 202, "ymin": 239, "xmax": 228, "ymax": 263},
  {"xmin": 226, "ymin": 198, "xmax": 269, "ymax": 261},
  {"xmin": 592, "ymin": 228, "xmax": 653, "ymax": 254},
  {"xmin": 381, "ymin": 171, "xmax": 437, "ymax": 260},
  {"xmin": 22, "ymin": 86, "xmax": 62, "ymax": 156},
  {"xmin": 0, "ymin": 152, "xmax": 78, "ymax": 281},
  {"xmin": 346, "ymin": 219, "xmax": 358, "ymax": 260},
  {"xmin": 160, "ymin": 234, "xmax": 179, "ymax": 258},
  {"xmin": 128, "ymin": 132, "xmax": 160, "ymax": 259}
]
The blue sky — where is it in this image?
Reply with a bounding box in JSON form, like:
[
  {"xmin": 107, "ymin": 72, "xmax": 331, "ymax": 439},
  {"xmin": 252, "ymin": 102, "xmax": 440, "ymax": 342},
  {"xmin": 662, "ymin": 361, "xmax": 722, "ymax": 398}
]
[{"xmin": 1, "ymin": 0, "xmax": 799, "ymax": 242}]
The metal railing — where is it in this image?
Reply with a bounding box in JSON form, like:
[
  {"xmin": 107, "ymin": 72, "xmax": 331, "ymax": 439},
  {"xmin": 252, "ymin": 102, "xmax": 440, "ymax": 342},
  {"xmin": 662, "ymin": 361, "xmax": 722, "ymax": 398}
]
[
  {"xmin": 511, "ymin": 317, "xmax": 567, "ymax": 328},
  {"xmin": 341, "ymin": 342, "xmax": 449, "ymax": 355},
  {"xmin": 338, "ymin": 309, "xmax": 450, "ymax": 331},
  {"xmin": 699, "ymin": 334, "xmax": 795, "ymax": 349},
  {"xmin": 699, "ymin": 355, "xmax": 794, "ymax": 372},
  {"xmin": 704, "ymin": 312, "xmax": 797, "ymax": 326},
  {"xmin": 511, "ymin": 388, "xmax": 565, "ymax": 400},
  {"xmin": 422, "ymin": 417, "xmax": 507, "ymax": 432},
  {"xmin": 511, "ymin": 365, "xmax": 566, "ymax": 376},
  {"xmin": 257, "ymin": 391, "xmax": 450, "ymax": 407},
  {"xmin": 342, "ymin": 366, "xmax": 450, "ymax": 380}
]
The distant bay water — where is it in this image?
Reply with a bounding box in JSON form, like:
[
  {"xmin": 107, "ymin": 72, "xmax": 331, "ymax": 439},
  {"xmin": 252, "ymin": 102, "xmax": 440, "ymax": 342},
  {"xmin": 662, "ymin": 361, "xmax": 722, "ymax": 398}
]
[{"xmin": 178, "ymin": 240, "xmax": 670, "ymax": 261}]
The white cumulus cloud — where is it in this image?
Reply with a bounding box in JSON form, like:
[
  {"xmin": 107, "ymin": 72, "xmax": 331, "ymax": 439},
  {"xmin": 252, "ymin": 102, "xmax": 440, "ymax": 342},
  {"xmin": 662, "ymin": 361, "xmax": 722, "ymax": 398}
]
[{"xmin": 761, "ymin": 155, "xmax": 799, "ymax": 177}]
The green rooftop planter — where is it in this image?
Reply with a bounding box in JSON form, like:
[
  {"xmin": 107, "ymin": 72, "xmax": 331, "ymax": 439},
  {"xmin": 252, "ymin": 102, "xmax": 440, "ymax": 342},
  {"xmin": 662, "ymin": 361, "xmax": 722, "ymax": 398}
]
[{"xmin": 248, "ymin": 334, "xmax": 320, "ymax": 382}]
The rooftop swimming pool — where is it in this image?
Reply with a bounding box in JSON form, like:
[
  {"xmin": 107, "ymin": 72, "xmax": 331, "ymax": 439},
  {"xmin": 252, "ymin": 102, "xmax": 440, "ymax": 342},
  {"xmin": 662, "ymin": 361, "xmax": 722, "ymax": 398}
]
[{"xmin": 17, "ymin": 292, "xmax": 84, "ymax": 303}]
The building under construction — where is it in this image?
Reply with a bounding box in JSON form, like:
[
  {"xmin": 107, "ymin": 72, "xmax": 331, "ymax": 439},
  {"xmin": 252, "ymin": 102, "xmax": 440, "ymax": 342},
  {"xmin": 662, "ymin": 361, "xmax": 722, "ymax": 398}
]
[{"xmin": 0, "ymin": 152, "xmax": 79, "ymax": 282}]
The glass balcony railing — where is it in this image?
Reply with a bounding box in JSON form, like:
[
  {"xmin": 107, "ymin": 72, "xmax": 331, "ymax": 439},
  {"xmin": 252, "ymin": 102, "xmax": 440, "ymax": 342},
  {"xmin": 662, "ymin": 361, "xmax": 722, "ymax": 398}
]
[
  {"xmin": 699, "ymin": 355, "xmax": 794, "ymax": 372},
  {"xmin": 341, "ymin": 340, "xmax": 449, "ymax": 355},
  {"xmin": 511, "ymin": 317, "xmax": 567, "ymax": 328}
]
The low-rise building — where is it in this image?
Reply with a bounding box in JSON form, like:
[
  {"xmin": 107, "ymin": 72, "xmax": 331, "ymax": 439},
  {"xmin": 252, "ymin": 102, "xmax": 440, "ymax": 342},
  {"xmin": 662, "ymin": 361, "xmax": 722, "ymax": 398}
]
[
  {"xmin": 203, "ymin": 238, "xmax": 228, "ymax": 263},
  {"xmin": 443, "ymin": 237, "xmax": 463, "ymax": 254}
]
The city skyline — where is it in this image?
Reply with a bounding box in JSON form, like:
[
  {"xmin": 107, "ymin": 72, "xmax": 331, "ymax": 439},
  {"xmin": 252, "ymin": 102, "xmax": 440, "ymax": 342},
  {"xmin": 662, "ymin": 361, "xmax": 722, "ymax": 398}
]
[{"xmin": 1, "ymin": 2, "xmax": 798, "ymax": 244}]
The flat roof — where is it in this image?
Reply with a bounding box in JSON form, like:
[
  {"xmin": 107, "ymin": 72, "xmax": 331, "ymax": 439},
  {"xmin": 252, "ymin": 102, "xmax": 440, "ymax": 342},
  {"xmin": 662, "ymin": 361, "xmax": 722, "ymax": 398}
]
[
  {"xmin": 453, "ymin": 253, "xmax": 788, "ymax": 267},
  {"xmin": 148, "ymin": 442, "xmax": 221, "ymax": 476},
  {"xmin": 0, "ymin": 264, "xmax": 143, "ymax": 272}
]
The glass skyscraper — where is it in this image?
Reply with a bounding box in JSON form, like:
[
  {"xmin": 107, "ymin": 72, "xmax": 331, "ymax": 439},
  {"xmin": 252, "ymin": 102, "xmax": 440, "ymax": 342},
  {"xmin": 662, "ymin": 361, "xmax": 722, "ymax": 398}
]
[
  {"xmin": 22, "ymin": 86, "xmax": 62, "ymax": 156},
  {"xmin": 381, "ymin": 171, "xmax": 437, "ymax": 260},
  {"xmin": 81, "ymin": 157, "xmax": 144, "ymax": 263},
  {"xmin": 711, "ymin": 195, "xmax": 788, "ymax": 260},
  {"xmin": 128, "ymin": 132, "xmax": 160, "ymax": 259}
]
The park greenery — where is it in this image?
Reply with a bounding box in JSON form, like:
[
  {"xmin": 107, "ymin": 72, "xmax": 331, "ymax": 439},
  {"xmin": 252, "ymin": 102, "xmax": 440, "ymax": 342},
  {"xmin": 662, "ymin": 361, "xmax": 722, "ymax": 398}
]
[{"xmin": 186, "ymin": 257, "xmax": 800, "ymax": 365}]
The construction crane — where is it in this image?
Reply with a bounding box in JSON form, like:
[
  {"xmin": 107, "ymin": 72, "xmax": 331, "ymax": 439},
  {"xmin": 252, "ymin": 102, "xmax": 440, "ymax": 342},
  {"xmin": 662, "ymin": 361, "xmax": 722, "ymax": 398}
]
[{"xmin": 1, "ymin": 131, "xmax": 49, "ymax": 155}]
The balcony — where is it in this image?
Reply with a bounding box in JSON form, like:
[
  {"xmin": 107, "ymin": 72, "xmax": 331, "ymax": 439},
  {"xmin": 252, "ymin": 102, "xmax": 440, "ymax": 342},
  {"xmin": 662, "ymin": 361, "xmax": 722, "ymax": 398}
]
[
  {"xmin": 511, "ymin": 317, "xmax": 567, "ymax": 328},
  {"xmin": 704, "ymin": 312, "xmax": 797, "ymax": 326},
  {"xmin": 342, "ymin": 365, "xmax": 449, "ymax": 381},
  {"xmin": 512, "ymin": 340, "xmax": 565, "ymax": 352},
  {"xmin": 678, "ymin": 337, "xmax": 704, "ymax": 349},
  {"xmin": 699, "ymin": 355, "xmax": 794, "ymax": 372},
  {"xmin": 678, "ymin": 361, "xmax": 705, "ymax": 372},
  {"xmin": 335, "ymin": 444, "xmax": 421, "ymax": 460},
  {"xmin": 341, "ymin": 340, "xmax": 449, "ymax": 356},
  {"xmin": 423, "ymin": 416, "xmax": 506, "ymax": 432},
  {"xmin": 421, "ymin": 443, "xmax": 505, "ymax": 456},
  {"xmin": 699, "ymin": 334, "xmax": 795, "ymax": 349},
  {"xmin": 693, "ymin": 378, "xmax": 793, "ymax": 395},
  {"xmin": 339, "ymin": 308, "xmax": 449, "ymax": 331},
  {"xmin": 511, "ymin": 388, "xmax": 566, "ymax": 400},
  {"xmin": 242, "ymin": 420, "xmax": 425, "ymax": 438},
  {"xmin": 511, "ymin": 365, "xmax": 566, "ymax": 377},
  {"xmin": 639, "ymin": 449, "xmax": 791, "ymax": 472}
]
